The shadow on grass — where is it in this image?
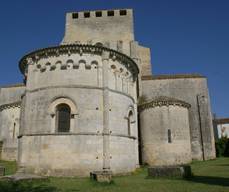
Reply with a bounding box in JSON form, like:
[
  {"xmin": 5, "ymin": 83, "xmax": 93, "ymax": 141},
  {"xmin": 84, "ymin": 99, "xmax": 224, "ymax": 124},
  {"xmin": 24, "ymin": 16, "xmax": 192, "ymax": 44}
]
[
  {"xmin": 188, "ymin": 176, "xmax": 229, "ymax": 187},
  {"xmin": 90, "ymin": 179, "xmax": 116, "ymax": 187},
  {"xmin": 216, "ymin": 164, "xmax": 229, "ymax": 166},
  {"xmin": 0, "ymin": 181, "xmax": 57, "ymax": 192}
]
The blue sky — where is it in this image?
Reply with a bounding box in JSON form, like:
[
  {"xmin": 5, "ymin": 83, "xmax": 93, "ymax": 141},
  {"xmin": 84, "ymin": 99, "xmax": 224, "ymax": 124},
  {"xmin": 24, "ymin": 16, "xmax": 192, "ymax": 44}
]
[{"xmin": 0, "ymin": 0, "xmax": 228, "ymax": 117}]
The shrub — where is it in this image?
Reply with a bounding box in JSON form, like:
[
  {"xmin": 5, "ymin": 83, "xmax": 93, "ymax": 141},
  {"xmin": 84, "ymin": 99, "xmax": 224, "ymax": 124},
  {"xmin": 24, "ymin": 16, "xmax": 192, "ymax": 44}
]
[
  {"xmin": 224, "ymin": 138, "xmax": 229, "ymax": 157},
  {"xmin": 215, "ymin": 137, "xmax": 229, "ymax": 157}
]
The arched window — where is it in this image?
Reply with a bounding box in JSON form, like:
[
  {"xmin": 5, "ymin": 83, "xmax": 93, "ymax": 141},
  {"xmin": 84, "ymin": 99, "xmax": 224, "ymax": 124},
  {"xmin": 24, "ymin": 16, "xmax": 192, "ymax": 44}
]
[
  {"xmin": 127, "ymin": 111, "xmax": 133, "ymax": 136},
  {"xmin": 56, "ymin": 104, "xmax": 71, "ymax": 132},
  {"xmin": 95, "ymin": 42, "xmax": 103, "ymax": 47}
]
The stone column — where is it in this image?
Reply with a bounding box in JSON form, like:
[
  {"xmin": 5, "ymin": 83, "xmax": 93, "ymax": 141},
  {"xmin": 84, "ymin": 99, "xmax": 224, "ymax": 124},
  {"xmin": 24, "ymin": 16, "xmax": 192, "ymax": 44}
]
[{"xmin": 102, "ymin": 51, "xmax": 110, "ymax": 171}]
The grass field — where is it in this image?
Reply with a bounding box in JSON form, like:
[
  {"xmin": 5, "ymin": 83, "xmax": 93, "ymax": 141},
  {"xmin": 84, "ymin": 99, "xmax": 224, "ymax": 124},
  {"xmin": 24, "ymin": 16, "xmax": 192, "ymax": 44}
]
[{"xmin": 0, "ymin": 158, "xmax": 229, "ymax": 192}]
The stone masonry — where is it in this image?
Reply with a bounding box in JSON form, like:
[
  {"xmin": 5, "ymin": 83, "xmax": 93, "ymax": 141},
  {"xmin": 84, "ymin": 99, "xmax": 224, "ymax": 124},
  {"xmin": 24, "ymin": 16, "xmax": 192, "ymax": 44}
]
[{"xmin": 0, "ymin": 9, "xmax": 215, "ymax": 177}]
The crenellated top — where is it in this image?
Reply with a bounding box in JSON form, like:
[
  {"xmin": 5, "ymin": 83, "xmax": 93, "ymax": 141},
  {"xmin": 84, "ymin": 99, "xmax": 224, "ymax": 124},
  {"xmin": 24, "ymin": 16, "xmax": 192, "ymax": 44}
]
[
  {"xmin": 138, "ymin": 96, "xmax": 191, "ymax": 112},
  {"xmin": 69, "ymin": 9, "xmax": 132, "ymax": 20},
  {"xmin": 19, "ymin": 44, "xmax": 139, "ymax": 80},
  {"xmin": 0, "ymin": 101, "xmax": 21, "ymax": 112}
]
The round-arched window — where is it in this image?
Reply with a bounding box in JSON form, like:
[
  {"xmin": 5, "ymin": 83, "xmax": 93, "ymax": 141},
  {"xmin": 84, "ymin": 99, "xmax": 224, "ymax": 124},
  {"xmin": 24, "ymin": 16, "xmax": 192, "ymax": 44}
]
[
  {"xmin": 56, "ymin": 104, "xmax": 71, "ymax": 132},
  {"xmin": 95, "ymin": 42, "xmax": 103, "ymax": 47}
]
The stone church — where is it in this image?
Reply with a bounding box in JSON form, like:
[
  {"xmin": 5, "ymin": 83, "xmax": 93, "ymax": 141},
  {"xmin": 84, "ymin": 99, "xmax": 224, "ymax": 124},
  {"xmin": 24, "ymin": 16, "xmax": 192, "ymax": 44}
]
[{"xmin": 0, "ymin": 9, "xmax": 215, "ymax": 177}]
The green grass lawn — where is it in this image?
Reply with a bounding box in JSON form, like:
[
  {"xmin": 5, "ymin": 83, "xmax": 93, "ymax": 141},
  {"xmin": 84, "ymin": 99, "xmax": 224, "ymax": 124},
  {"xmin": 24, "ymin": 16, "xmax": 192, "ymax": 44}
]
[
  {"xmin": 0, "ymin": 158, "xmax": 229, "ymax": 192},
  {"xmin": 0, "ymin": 160, "xmax": 17, "ymax": 175}
]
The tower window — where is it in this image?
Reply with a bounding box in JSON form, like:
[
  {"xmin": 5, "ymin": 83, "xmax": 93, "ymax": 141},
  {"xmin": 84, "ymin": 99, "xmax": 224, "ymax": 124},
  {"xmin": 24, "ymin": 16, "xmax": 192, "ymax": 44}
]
[
  {"xmin": 120, "ymin": 10, "xmax": 127, "ymax": 16},
  {"xmin": 84, "ymin": 12, "xmax": 90, "ymax": 18},
  {"xmin": 56, "ymin": 104, "xmax": 71, "ymax": 132},
  {"xmin": 107, "ymin": 10, "xmax": 114, "ymax": 16},
  {"xmin": 72, "ymin": 13, "xmax": 78, "ymax": 19},
  {"xmin": 168, "ymin": 129, "xmax": 172, "ymax": 143},
  {"xmin": 96, "ymin": 11, "xmax": 102, "ymax": 17}
]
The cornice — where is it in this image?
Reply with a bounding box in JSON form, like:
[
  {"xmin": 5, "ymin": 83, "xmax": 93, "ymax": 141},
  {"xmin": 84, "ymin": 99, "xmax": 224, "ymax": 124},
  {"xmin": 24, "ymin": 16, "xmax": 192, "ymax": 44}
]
[
  {"xmin": 213, "ymin": 118, "xmax": 229, "ymax": 124},
  {"xmin": 0, "ymin": 101, "xmax": 21, "ymax": 111},
  {"xmin": 19, "ymin": 44, "xmax": 139, "ymax": 80},
  {"xmin": 138, "ymin": 96, "xmax": 191, "ymax": 112},
  {"xmin": 142, "ymin": 74, "xmax": 205, "ymax": 81},
  {"xmin": 0, "ymin": 83, "xmax": 25, "ymax": 89}
]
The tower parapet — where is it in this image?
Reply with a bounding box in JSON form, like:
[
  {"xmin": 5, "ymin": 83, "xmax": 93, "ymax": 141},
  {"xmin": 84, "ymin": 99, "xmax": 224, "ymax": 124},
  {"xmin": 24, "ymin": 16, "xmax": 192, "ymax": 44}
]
[{"xmin": 62, "ymin": 9, "xmax": 134, "ymax": 45}]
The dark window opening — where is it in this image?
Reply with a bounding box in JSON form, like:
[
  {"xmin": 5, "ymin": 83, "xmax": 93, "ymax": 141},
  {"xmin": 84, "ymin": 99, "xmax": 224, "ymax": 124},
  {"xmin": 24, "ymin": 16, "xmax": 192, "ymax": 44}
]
[
  {"xmin": 56, "ymin": 104, "xmax": 71, "ymax": 132},
  {"xmin": 120, "ymin": 10, "xmax": 127, "ymax": 16},
  {"xmin": 0, "ymin": 141, "xmax": 3, "ymax": 159},
  {"xmin": 72, "ymin": 13, "xmax": 78, "ymax": 19},
  {"xmin": 107, "ymin": 10, "xmax": 114, "ymax": 16},
  {"xmin": 168, "ymin": 129, "xmax": 172, "ymax": 143},
  {"xmin": 13, "ymin": 123, "xmax": 16, "ymax": 139},
  {"xmin": 128, "ymin": 111, "xmax": 133, "ymax": 136},
  {"xmin": 96, "ymin": 11, "xmax": 102, "ymax": 17},
  {"xmin": 84, "ymin": 12, "xmax": 90, "ymax": 18},
  {"xmin": 95, "ymin": 42, "xmax": 103, "ymax": 47}
]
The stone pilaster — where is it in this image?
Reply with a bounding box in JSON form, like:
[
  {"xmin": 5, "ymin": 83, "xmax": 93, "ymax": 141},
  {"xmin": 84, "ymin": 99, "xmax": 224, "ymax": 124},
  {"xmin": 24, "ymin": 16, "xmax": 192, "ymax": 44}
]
[
  {"xmin": 197, "ymin": 94, "xmax": 216, "ymax": 160},
  {"xmin": 102, "ymin": 51, "xmax": 111, "ymax": 171}
]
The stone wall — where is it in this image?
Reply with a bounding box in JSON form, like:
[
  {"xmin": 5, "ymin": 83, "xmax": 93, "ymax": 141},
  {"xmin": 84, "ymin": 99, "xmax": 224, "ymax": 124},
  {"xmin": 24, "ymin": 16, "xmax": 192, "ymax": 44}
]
[
  {"xmin": 137, "ymin": 45, "xmax": 152, "ymax": 76},
  {"xmin": 18, "ymin": 44, "xmax": 139, "ymax": 177},
  {"xmin": 62, "ymin": 9, "xmax": 134, "ymax": 46},
  {"xmin": 139, "ymin": 98, "xmax": 192, "ymax": 166},
  {"xmin": 0, "ymin": 84, "xmax": 25, "ymax": 105},
  {"xmin": 61, "ymin": 8, "xmax": 152, "ymax": 77},
  {"xmin": 0, "ymin": 85, "xmax": 25, "ymax": 161},
  {"xmin": 141, "ymin": 75, "xmax": 216, "ymax": 160},
  {"xmin": 0, "ymin": 106, "xmax": 20, "ymax": 160}
]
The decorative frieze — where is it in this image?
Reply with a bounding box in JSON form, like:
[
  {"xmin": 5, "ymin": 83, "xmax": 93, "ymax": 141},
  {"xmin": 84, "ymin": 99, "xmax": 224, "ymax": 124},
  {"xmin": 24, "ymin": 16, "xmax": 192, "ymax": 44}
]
[
  {"xmin": 0, "ymin": 101, "xmax": 21, "ymax": 112},
  {"xmin": 138, "ymin": 96, "xmax": 191, "ymax": 112},
  {"xmin": 19, "ymin": 44, "xmax": 139, "ymax": 80}
]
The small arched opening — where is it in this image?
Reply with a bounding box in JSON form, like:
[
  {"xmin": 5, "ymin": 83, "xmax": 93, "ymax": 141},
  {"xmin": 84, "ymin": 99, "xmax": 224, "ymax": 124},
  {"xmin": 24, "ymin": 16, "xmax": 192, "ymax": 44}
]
[{"xmin": 95, "ymin": 42, "xmax": 103, "ymax": 47}]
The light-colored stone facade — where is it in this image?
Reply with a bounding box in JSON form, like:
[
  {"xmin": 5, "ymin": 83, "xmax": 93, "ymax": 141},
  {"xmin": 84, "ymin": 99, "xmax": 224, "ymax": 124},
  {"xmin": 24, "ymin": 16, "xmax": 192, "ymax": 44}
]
[
  {"xmin": 0, "ymin": 85, "xmax": 25, "ymax": 161},
  {"xmin": 141, "ymin": 75, "xmax": 216, "ymax": 161},
  {"xmin": 17, "ymin": 44, "xmax": 139, "ymax": 177},
  {"xmin": 139, "ymin": 97, "xmax": 192, "ymax": 166},
  {"xmin": 0, "ymin": 8, "xmax": 216, "ymax": 177}
]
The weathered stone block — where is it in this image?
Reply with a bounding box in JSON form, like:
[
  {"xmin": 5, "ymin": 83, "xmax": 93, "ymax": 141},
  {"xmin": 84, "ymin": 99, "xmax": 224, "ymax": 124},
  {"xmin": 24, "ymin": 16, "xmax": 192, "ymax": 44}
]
[
  {"xmin": 90, "ymin": 171, "xmax": 112, "ymax": 183},
  {"xmin": 148, "ymin": 165, "xmax": 192, "ymax": 178},
  {"xmin": 0, "ymin": 166, "xmax": 5, "ymax": 176}
]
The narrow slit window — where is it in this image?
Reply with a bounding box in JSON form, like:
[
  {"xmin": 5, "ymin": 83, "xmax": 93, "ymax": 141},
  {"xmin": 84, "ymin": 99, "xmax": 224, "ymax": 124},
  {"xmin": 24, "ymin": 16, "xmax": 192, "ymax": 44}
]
[
  {"xmin": 13, "ymin": 123, "xmax": 16, "ymax": 139},
  {"xmin": 127, "ymin": 111, "xmax": 133, "ymax": 136},
  {"xmin": 168, "ymin": 129, "xmax": 172, "ymax": 143},
  {"xmin": 56, "ymin": 104, "xmax": 71, "ymax": 132}
]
